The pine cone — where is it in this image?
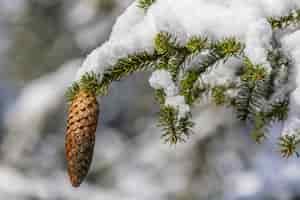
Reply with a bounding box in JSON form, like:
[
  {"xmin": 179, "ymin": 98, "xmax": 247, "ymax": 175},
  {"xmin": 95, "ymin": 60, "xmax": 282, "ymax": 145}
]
[{"xmin": 65, "ymin": 90, "xmax": 99, "ymax": 187}]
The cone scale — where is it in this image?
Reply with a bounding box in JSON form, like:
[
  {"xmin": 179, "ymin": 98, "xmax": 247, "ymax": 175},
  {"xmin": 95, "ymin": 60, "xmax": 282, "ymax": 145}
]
[{"xmin": 65, "ymin": 90, "xmax": 99, "ymax": 187}]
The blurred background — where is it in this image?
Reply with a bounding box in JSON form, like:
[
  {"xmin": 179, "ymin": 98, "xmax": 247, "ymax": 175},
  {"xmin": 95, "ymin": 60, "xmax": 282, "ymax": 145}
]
[{"xmin": 1, "ymin": 0, "xmax": 300, "ymax": 199}]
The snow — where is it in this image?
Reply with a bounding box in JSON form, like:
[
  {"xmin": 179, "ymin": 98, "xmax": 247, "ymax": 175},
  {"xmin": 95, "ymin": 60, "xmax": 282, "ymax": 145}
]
[
  {"xmin": 149, "ymin": 70, "xmax": 190, "ymax": 117},
  {"xmin": 200, "ymin": 57, "xmax": 241, "ymax": 86},
  {"xmin": 281, "ymin": 31, "xmax": 300, "ymax": 136},
  {"xmin": 149, "ymin": 69, "xmax": 177, "ymax": 96},
  {"xmin": 67, "ymin": 0, "xmax": 133, "ymax": 51},
  {"xmin": 110, "ymin": 2, "xmax": 145, "ymax": 39},
  {"xmin": 244, "ymin": 19, "xmax": 272, "ymax": 72},
  {"xmin": 165, "ymin": 95, "xmax": 190, "ymax": 118},
  {"xmin": 281, "ymin": 88, "xmax": 300, "ymax": 137}
]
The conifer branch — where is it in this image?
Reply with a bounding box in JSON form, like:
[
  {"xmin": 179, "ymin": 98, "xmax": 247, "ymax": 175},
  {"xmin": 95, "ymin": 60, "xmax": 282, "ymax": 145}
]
[
  {"xmin": 66, "ymin": 52, "xmax": 158, "ymax": 101},
  {"xmin": 180, "ymin": 38, "xmax": 244, "ymax": 105},
  {"xmin": 211, "ymin": 84, "xmax": 236, "ymax": 106},
  {"xmin": 153, "ymin": 86, "xmax": 194, "ymax": 144},
  {"xmin": 159, "ymin": 105, "xmax": 193, "ymax": 144},
  {"xmin": 180, "ymin": 70, "xmax": 206, "ymax": 105},
  {"xmin": 99, "ymin": 52, "xmax": 158, "ymax": 95},
  {"xmin": 66, "ymin": 26, "xmax": 295, "ymax": 151},
  {"xmin": 279, "ymin": 134, "xmax": 300, "ymax": 158},
  {"xmin": 233, "ymin": 57, "xmax": 274, "ymax": 142},
  {"xmin": 66, "ymin": 82, "xmax": 80, "ymax": 102},
  {"xmin": 235, "ymin": 57, "xmax": 269, "ymax": 120},
  {"xmin": 154, "ymin": 32, "xmax": 182, "ymax": 56},
  {"xmin": 268, "ymin": 9, "xmax": 300, "ymax": 29},
  {"xmin": 137, "ymin": 0, "xmax": 156, "ymax": 11},
  {"xmin": 186, "ymin": 36, "xmax": 209, "ymax": 54},
  {"xmin": 152, "ymin": 32, "xmax": 195, "ymax": 144},
  {"xmin": 80, "ymin": 72, "xmax": 102, "ymax": 95},
  {"xmin": 62, "ymin": 5, "xmax": 300, "ymax": 188}
]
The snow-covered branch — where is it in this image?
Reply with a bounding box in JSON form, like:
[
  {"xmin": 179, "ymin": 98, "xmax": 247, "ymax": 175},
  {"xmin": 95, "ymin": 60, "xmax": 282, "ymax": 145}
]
[{"xmin": 68, "ymin": 0, "xmax": 300, "ymax": 157}]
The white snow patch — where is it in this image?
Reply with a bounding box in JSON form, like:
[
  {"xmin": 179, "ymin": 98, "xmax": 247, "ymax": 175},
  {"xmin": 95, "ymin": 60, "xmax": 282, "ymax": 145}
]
[
  {"xmin": 200, "ymin": 57, "xmax": 241, "ymax": 86},
  {"xmin": 244, "ymin": 19, "xmax": 272, "ymax": 72},
  {"xmin": 281, "ymin": 88, "xmax": 300, "ymax": 137},
  {"xmin": 110, "ymin": 2, "xmax": 145, "ymax": 39},
  {"xmin": 149, "ymin": 70, "xmax": 190, "ymax": 118},
  {"xmin": 149, "ymin": 69, "xmax": 178, "ymax": 96},
  {"xmin": 281, "ymin": 31, "xmax": 300, "ymax": 136},
  {"xmin": 165, "ymin": 95, "xmax": 190, "ymax": 118}
]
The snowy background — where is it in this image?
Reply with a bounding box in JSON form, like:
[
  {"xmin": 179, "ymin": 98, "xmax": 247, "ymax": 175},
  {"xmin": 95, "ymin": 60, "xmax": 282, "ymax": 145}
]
[{"xmin": 1, "ymin": 0, "xmax": 300, "ymax": 199}]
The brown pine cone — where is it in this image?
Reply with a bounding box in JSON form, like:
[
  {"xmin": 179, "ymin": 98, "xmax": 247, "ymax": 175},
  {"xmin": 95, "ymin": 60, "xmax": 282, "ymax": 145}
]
[{"xmin": 65, "ymin": 90, "xmax": 99, "ymax": 187}]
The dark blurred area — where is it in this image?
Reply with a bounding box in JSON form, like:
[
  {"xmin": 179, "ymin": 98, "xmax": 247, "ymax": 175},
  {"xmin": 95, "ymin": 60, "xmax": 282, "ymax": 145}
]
[{"xmin": 0, "ymin": 0, "xmax": 300, "ymax": 200}]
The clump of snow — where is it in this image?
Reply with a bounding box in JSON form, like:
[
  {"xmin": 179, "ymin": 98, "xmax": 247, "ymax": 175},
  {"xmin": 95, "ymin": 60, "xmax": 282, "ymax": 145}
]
[
  {"xmin": 165, "ymin": 95, "xmax": 190, "ymax": 118},
  {"xmin": 149, "ymin": 70, "xmax": 190, "ymax": 118},
  {"xmin": 281, "ymin": 88, "xmax": 300, "ymax": 137},
  {"xmin": 281, "ymin": 30, "xmax": 300, "ymax": 86},
  {"xmin": 244, "ymin": 19, "xmax": 272, "ymax": 73},
  {"xmin": 280, "ymin": 31, "xmax": 300, "ymax": 136},
  {"xmin": 200, "ymin": 57, "xmax": 241, "ymax": 86},
  {"xmin": 67, "ymin": 0, "xmax": 134, "ymax": 51},
  {"xmin": 110, "ymin": 2, "xmax": 145, "ymax": 40},
  {"xmin": 149, "ymin": 69, "xmax": 178, "ymax": 96}
]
